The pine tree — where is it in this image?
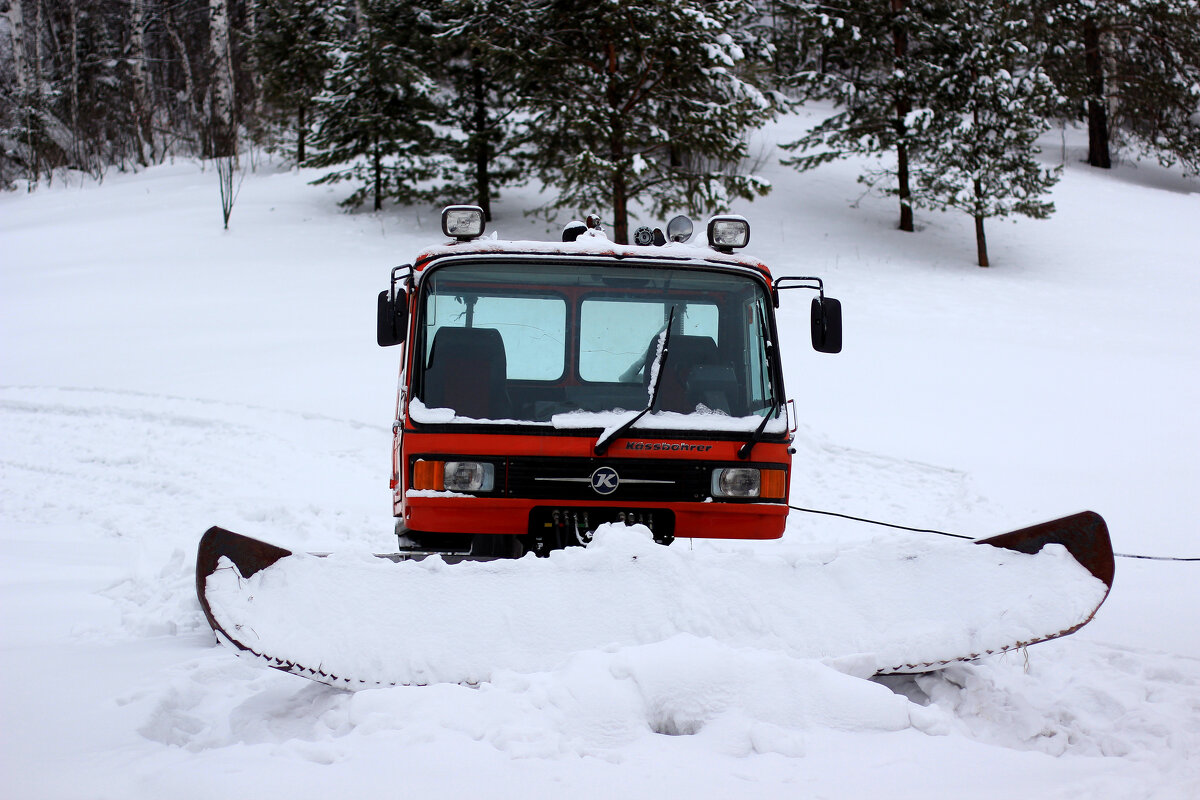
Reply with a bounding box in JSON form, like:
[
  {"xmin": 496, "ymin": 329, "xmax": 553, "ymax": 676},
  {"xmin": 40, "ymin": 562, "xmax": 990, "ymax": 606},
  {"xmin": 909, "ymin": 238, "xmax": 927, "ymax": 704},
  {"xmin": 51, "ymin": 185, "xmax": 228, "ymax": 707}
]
[
  {"xmin": 1037, "ymin": 0, "xmax": 1200, "ymax": 175},
  {"xmin": 422, "ymin": 0, "xmax": 533, "ymax": 221},
  {"xmin": 779, "ymin": 0, "xmax": 954, "ymax": 233},
  {"xmin": 249, "ymin": 0, "xmax": 334, "ymax": 165},
  {"xmin": 515, "ymin": 0, "xmax": 776, "ymax": 244},
  {"xmin": 305, "ymin": 0, "xmax": 441, "ymax": 211},
  {"xmin": 916, "ymin": 1, "xmax": 1062, "ymax": 266},
  {"xmin": 756, "ymin": 0, "xmax": 819, "ymax": 82}
]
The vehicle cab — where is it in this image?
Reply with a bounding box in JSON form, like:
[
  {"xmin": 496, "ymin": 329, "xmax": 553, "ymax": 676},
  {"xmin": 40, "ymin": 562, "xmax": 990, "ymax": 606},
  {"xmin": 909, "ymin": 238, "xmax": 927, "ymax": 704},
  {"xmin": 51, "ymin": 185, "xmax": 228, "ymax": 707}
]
[{"xmin": 377, "ymin": 207, "xmax": 841, "ymax": 557}]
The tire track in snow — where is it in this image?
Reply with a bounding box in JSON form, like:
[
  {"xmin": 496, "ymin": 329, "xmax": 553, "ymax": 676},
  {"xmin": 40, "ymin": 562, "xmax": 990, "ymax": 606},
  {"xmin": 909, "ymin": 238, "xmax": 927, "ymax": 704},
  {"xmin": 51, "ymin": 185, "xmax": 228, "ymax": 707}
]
[{"xmin": 0, "ymin": 385, "xmax": 393, "ymax": 640}]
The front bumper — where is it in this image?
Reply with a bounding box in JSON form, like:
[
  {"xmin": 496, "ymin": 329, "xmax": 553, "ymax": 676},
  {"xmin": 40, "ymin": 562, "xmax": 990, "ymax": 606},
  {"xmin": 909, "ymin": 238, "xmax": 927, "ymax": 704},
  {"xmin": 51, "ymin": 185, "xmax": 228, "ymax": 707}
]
[{"xmin": 401, "ymin": 495, "xmax": 787, "ymax": 540}]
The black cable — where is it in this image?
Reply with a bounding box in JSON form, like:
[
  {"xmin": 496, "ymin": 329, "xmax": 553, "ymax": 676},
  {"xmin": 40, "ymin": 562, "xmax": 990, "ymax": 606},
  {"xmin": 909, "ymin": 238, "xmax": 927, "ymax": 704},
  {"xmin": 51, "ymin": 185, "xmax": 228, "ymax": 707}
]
[
  {"xmin": 788, "ymin": 504, "xmax": 1200, "ymax": 562},
  {"xmin": 1112, "ymin": 552, "xmax": 1200, "ymax": 562},
  {"xmin": 788, "ymin": 505, "xmax": 974, "ymax": 539}
]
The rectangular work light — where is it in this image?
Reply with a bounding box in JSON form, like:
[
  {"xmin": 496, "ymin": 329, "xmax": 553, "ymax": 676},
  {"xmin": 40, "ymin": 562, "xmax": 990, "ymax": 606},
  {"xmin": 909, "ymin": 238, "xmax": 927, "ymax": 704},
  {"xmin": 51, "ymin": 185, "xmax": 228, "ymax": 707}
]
[{"xmin": 441, "ymin": 206, "xmax": 486, "ymax": 241}]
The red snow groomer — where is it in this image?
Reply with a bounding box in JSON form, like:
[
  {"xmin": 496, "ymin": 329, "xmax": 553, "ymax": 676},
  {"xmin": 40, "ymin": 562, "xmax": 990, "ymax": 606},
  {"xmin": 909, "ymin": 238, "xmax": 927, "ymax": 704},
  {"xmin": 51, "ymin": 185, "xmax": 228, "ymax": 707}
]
[
  {"xmin": 375, "ymin": 206, "xmax": 842, "ymax": 558},
  {"xmin": 195, "ymin": 206, "xmax": 1114, "ymax": 688}
]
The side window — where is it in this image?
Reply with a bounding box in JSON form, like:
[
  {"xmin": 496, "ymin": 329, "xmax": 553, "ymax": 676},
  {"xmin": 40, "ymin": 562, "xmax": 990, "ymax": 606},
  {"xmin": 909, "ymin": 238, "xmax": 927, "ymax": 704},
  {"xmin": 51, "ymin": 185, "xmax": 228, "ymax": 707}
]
[
  {"xmin": 474, "ymin": 296, "xmax": 566, "ymax": 380},
  {"xmin": 746, "ymin": 299, "xmax": 773, "ymax": 414},
  {"xmin": 424, "ymin": 294, "xmax": 566, "ymax": 381}
]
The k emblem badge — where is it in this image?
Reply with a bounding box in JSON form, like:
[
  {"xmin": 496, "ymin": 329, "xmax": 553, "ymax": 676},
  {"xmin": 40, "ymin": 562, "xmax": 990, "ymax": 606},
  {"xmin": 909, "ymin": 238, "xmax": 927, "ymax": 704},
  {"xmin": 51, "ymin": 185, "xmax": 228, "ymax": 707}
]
[{"xmin": 590, "ymin": 466, "xmax": 619, "ymax": 495}]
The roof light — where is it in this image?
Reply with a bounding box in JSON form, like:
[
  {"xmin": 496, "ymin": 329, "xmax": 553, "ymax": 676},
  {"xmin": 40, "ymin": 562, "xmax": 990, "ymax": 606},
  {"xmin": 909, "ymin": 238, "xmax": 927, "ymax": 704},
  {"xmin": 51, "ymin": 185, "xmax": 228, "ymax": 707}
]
[
  {"xmin": 562, "ymin": 220, "xmax": 586, "ymax": 242},
  {"xmin": 667, "ymin": 215, "xmax": 693, "ymax": 243},
  {"xmin": 707, "ymin": 216, "xmax": 750, "ymax": 252},
  {"xmin": 442, "ymin": 205, "xmax": 485, "ymax": 241}
]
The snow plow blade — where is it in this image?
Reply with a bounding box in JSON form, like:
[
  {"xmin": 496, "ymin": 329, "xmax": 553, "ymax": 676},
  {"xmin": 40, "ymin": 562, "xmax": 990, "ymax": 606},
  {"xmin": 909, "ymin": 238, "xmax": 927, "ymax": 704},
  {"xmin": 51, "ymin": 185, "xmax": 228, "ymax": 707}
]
[{"xmin": 196, "ymin": 512, "xmax": 1114, "ymax": 688}]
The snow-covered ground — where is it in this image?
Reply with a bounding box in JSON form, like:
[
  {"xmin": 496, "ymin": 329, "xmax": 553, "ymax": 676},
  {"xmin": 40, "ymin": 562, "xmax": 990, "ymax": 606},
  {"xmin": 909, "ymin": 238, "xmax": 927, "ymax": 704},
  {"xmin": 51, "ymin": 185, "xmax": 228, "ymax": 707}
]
[{"xmin": 3, "ymin": 111, "xmax": 1199, "ymax": 798}]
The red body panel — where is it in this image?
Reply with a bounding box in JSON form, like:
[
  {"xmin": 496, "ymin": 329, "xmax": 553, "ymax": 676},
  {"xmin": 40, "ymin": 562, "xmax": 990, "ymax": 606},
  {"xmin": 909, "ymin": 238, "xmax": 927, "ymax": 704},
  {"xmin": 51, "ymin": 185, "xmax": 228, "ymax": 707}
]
[{"xmin": 394, "ymin": 429, "xmax": 792, "ymax": 540}]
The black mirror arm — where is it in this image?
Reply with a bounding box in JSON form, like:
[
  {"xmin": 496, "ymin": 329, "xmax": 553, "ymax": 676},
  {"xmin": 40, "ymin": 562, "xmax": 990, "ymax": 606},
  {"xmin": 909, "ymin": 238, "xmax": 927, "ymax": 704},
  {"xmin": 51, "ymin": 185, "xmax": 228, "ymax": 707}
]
[{"xmin": 773, "ymin": 275, "xmax": 826, "ymax": 299}]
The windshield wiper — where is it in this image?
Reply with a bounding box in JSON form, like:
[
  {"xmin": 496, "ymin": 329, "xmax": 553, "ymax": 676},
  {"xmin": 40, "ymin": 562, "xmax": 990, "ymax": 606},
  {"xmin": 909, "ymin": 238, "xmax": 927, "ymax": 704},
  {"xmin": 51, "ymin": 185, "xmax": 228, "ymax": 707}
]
[
  {"xmin": 737, "ymin": 410, "xmax": 777, "ymax": 460},
  {"xmin": 594, "ymin": 306, "xmax": 676, "ymax": 456}
]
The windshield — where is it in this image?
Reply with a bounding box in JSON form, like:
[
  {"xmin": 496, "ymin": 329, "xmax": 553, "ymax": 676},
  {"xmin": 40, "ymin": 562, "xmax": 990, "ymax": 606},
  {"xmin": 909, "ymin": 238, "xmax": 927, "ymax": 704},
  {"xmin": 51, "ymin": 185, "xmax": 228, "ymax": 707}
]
[{"xmin": 412, "ymin": 260, "xmax": 779, "ymax": 427}]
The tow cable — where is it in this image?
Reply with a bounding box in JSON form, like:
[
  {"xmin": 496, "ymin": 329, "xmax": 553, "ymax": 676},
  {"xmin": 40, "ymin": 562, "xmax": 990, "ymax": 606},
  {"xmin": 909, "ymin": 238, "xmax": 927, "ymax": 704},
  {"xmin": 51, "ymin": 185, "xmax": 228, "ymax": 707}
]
[{"xmin": 788, "ymin": 504, "xmax": 1200, "ymax": 562}]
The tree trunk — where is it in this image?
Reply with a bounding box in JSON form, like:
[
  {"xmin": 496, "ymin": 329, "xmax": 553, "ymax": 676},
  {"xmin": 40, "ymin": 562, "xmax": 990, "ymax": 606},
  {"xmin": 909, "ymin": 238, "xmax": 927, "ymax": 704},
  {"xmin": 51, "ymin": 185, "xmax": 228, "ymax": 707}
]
[
  {"xmin": 609, "ymin": 117, "xmax": 629, "ymax": 244},
  {"xmin": 32, "ymin": 0, "xmax": 41, "ymax": 93},
  {"xmin": 972, "ymin": 102, "xmax": 988, "ymax": 267},
  {"xmin": 891, "ymin": 0, "xmax": 914, "ymax": 232},
  {"xmin": 130, "ymin": 0, "xmax": 153, "ymax": 165},
  {"xmin": 974, "ymin": 214, "xmax": 989, "ymax": 267},
  {"xmin": 296, "ymin": 103, "xmax": 307, "ymax": 165},
  {"xmin": 32, "ymin": 0, "xmax": 43, "ymax": 182},
  {"xmin": 896, "ymin": 139, "xmax": 914, "ymax": 232},
  {"xmin": 606, "ymin": 41, "xmax": 629, "ymax": 244},
  {"xmin": 209, "ymin": 0, "xmax": 237, "ymax": 158},
  {"xmin": 9, "ymin": 0, "xmax": 39, "ymax": 186},
  {"xmin": 472, "ymin": 60, "xmax": 492, "ymax": 221},
  {"xmin": 1083, "ymin": 17, "xmax": 1111, "ymax": 169},
  {"xmin": 373, "ymin": 135, "xmax": 383, "ymax": 211},
  {"xmin": 68, "ymin": 0, "xmax": 82, "ymax": 170},
  {"xmin": 8, "ymin": 0, "xmax": 28, "ymax": 97},
  {"xmin": 165, "ymin": 9, "xmax": 200, "ymax": 138},
  {"xmin": 244, "ymin": 0, "xmax": 265, "ymax": 137},
  {"xmin": 611, "ymin": 168, "xmax": 629, "ymax": 245}
]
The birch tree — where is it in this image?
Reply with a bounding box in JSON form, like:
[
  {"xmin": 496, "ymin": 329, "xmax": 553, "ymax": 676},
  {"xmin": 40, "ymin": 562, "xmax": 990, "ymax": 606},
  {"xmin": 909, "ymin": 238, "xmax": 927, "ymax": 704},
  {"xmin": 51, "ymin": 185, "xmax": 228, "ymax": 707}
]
[{"xmin": 208, "ymin": 0, "xmax": 237, "ymax": 159}]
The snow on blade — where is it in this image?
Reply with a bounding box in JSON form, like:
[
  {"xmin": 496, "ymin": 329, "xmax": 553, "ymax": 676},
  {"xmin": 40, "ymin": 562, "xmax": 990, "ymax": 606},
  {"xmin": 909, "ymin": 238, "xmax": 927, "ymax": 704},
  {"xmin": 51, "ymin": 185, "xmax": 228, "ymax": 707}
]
[{"xmin": 202, "ymin": 523, "xmax": 1109, "ymax": 688}]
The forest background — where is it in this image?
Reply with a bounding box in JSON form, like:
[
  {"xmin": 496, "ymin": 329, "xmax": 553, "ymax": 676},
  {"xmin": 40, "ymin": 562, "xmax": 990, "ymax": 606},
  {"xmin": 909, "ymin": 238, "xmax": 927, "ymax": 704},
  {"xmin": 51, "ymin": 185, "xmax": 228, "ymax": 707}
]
[{"xmin": 2, "ymin": 0, "xmax": 1198, "ymax": 264}]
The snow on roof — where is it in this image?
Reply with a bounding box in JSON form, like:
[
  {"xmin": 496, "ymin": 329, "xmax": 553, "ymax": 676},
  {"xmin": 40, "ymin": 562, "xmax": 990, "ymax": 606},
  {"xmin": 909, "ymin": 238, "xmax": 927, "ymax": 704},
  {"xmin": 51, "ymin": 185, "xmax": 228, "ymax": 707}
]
[{"xmin": 410, "ymin": 230, "xmax": 774, "ymax": 279}]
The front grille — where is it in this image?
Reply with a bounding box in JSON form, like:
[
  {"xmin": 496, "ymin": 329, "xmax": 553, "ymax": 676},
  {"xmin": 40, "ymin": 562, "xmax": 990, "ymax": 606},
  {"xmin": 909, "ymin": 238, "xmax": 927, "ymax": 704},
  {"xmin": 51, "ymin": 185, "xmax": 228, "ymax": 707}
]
[{"xmin": 505, "ymin": 457, "xmax": 710, "ymax": 502}]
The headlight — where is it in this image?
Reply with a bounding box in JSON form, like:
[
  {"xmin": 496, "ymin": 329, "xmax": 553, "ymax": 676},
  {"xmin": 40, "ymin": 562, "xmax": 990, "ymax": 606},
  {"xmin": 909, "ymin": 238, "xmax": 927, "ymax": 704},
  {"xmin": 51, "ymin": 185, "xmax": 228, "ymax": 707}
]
[
  {"xmin": 711, "ymin": 467, "xmax": 786, "ymax": 499},
  {"xmin": 444, "ymin": 461, "xmax": 495, "ymax": 492},
  {"xmin": 413, "ymin": 459, "xmax": 495, "ymax": 492},
  {"xmin": 712, "ymin": 467, "xmax": 760, "ymax": 497}
]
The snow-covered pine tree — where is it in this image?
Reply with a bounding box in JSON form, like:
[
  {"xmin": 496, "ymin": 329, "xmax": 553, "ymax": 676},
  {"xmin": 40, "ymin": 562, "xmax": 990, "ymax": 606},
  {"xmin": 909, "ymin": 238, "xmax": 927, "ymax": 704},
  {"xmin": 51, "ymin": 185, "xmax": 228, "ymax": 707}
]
[
  {"xmin": 756, "ymin": 0, "xmax": 819, "ymax": 83},
  {"xmin": 779, "ymin": 0, "xmax": 952, "ymax": 232},
  {"xmin": 1036, "ymin": 0, "xmax": 1200, "ymax": 175},
  {"xmin": 516, "ymin": 0, "xmax": 776, "ymax": 244},
  {"xmin": 305, "ymin": 0, "xmax": 441, "ymax": 211},
  {"xmin": 422, "ymin": 0, "xmax": 534, "ymax": 221},
  {"xmin": 916, "ymin": 0, "xmax": 1062, "ymax": 266},
  {"xmin": 249, "ymin": 0, "xmax": 334, "ymax": 165}
]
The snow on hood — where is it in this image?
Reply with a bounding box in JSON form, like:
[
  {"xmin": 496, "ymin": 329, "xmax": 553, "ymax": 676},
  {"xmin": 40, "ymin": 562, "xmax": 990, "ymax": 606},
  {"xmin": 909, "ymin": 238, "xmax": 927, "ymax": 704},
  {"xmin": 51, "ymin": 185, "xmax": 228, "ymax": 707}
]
[{"xmin": 407, "ymin": 397, "xmax": 788, "ymax": 434}]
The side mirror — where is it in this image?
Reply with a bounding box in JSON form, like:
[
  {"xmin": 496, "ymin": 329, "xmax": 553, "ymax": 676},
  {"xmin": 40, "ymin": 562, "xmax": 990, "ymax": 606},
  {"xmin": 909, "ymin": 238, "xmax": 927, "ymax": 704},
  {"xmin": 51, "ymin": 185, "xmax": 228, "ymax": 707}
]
[
  {"xmin": 811, "ymin": 296, "xmax": 842, "ymax": 354},
  {"xmin": 377, "ymin": 289, "xmax": 408, "ymax": 347}
]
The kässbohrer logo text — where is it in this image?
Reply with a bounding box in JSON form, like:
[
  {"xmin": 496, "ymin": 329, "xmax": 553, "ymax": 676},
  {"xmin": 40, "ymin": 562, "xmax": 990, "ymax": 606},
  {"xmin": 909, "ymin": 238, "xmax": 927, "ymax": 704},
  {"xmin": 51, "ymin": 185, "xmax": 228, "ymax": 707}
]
[{"xmin": 624, "ymin": 441, "xmax": 713, "ymax": 452}]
